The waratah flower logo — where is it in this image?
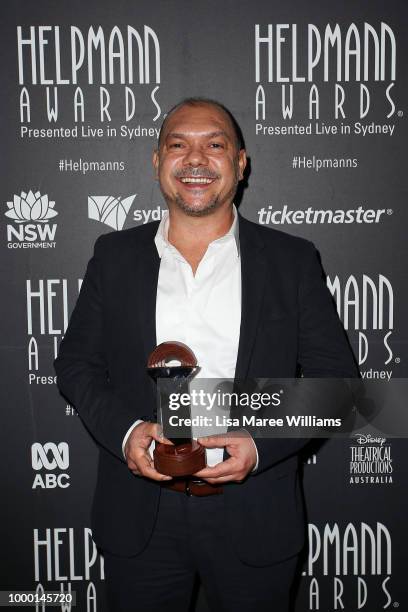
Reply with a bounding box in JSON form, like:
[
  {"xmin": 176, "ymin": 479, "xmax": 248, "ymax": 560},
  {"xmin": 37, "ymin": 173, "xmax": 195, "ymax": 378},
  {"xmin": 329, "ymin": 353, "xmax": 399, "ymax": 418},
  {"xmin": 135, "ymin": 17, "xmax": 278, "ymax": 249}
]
[
  {"xmin": 88, "ymin": 194, "xmax": 136, "ymax": 231},
  {"xmin": 5, "ymin": 191, "xmax": 58, "ymax": 223}
]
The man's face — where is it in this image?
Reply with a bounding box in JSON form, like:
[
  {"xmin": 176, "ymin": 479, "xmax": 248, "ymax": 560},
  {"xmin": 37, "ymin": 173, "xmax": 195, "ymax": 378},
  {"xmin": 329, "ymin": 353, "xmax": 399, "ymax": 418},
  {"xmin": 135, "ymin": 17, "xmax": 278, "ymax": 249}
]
[{"xmin": 153, "ymin": 104, "xmax": 246, "ymax": 216}]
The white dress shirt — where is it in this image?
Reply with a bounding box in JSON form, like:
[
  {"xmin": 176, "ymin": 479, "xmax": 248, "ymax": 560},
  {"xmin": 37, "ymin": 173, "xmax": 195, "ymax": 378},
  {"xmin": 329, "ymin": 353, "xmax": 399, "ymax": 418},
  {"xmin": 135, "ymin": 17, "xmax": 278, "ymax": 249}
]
[{"xmin": 122, "ymin": 205, "xmax": 258, "ymax": 470}]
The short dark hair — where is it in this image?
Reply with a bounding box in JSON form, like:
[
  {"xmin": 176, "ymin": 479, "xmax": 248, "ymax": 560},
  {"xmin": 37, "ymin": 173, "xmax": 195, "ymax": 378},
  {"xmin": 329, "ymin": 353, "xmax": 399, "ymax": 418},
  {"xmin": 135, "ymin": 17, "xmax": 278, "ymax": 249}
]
[{"xmin": 157, "ymin": 97, "xmax": 245, "ymax": 150}]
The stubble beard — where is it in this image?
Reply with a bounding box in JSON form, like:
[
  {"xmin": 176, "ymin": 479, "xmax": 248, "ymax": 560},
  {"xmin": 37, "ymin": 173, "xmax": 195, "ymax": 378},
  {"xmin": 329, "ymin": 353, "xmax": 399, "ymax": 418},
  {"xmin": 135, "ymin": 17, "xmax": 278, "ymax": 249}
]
[
  {"xmin": 161, "ymin": 163, "xmax": 240, "ymax": 217},
  {"xmin": 173, "ymin": 193, "xmax": 222, "ymax": 217}
]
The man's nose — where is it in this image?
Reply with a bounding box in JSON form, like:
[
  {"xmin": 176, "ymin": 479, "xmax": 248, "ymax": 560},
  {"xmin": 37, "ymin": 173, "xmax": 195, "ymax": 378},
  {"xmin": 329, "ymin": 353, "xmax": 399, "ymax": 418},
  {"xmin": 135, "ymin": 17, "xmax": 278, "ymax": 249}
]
[{"xmin": 183, "ymin": 144, "xmax": 209, "ymax": 167}]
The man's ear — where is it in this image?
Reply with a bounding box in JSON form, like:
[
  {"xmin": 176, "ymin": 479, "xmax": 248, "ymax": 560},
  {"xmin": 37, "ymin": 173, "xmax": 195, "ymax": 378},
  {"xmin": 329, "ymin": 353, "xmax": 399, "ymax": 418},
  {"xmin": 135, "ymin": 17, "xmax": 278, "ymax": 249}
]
[
  {"xmin": 152, "ymin": 149, "xmax": 159, "ymax": 178},
  {"xmin": 238, "ymin": 149, "xmax": 247, "ymax": 181}
]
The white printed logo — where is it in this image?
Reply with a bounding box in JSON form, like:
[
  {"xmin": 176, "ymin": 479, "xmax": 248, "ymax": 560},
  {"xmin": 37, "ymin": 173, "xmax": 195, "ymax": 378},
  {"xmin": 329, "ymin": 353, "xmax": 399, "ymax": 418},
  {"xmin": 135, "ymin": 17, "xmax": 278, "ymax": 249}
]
[
  {"xmin": 5, "ymin": 191, "xmax": 57, "ymax": 223},
  {"xmin": 5, "ymin": 191, "xmax": 58, "ymax": 248},
  {"xmin": 258, "ymin": 205, "xmax": 386, "ymax": 225},
  {"xmin": 327, "ymin": 274, "xmax": 395, "ymax": 379},
  {"xmin": 31, "ymin": 442, "xmax": 69, "ymax": 470},
  {"xmin": 349, "ymin": 436, "xmax": 393, "ymax": 485},
  {"xmin": 88, "ymin": 194, "xmax": 136, "ymax": 230},
  {"xmin": 303, "ymin": 522, "xmax": 392, "ymax": 609}
]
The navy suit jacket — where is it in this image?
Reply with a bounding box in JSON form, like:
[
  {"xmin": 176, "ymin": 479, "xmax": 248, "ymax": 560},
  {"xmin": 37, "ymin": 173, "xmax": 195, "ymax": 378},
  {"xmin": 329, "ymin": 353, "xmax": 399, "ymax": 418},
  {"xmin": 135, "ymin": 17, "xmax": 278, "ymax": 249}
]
[{"xmin": 54, "ymin": 214, "xmax": 357, "ymax": 565}]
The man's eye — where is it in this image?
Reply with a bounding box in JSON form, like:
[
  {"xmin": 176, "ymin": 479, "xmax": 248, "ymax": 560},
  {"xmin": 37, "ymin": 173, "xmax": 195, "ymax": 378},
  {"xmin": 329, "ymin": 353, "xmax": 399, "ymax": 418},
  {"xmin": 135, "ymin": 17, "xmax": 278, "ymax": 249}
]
[
  {"xmin": 209, "ymin": 143, "xmax": 223, "ymax": 148},
  {"xmin": 169, "ymin": 143, "xmax": 184, "ymax": 148}
]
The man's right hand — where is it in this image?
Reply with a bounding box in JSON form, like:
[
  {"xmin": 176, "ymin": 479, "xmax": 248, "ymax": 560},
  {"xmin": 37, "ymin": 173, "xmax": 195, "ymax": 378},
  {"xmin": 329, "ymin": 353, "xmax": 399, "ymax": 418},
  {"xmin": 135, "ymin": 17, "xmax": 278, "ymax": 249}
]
[{"xmin": 124, "ymin": 421, "xmax": 174, "ymax": 481}]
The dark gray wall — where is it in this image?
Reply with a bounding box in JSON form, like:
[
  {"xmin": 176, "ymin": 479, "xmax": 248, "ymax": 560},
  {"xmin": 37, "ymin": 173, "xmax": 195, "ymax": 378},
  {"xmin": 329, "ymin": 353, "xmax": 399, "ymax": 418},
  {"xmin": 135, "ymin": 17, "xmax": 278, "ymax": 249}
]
[{"xmin": 1, "ymin": 1, "xmax": 407, "ymax": 610}]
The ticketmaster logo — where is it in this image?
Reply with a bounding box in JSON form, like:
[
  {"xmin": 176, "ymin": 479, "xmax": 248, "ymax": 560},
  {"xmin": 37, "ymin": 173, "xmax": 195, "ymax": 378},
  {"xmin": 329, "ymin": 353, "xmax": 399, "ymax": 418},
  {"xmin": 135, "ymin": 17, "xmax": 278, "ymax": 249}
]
[
  {"xmin": 258, "ymin": 205, "xmax": 387, "ymax": 225},
  {"xmin": 88, "ymin": 194, "xmax": 136, "ymax": 230}
]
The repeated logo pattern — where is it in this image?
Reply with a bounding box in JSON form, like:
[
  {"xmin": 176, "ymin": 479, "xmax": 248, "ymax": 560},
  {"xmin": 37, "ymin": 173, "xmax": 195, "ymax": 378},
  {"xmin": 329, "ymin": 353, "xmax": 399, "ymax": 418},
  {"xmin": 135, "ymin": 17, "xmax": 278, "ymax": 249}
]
[
  {"xmin": 31, "ymin": 442, "xmax": 69, "ymax": 471},
  {"xmin": 5, "ymin": 191, "xmax": 58, "ymax": 223},
  {"xmin": 88, "ymin": 194, "xmax": 136, "ymax": 230}
]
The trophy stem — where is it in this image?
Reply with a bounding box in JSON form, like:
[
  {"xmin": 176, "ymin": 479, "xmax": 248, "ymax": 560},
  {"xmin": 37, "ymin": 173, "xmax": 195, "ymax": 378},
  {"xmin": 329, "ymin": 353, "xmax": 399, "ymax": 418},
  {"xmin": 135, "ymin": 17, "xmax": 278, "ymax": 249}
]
[{"xmin": 147, "ymin": 341, "xmax": 207, "ymax": 477}]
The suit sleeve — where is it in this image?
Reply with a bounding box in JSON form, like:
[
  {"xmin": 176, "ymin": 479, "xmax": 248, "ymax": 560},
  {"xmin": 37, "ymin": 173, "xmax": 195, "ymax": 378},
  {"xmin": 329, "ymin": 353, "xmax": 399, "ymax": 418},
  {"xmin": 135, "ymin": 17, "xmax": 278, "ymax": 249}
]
[
  {"xmin": 54, "ymin": 236, "xmax": 146, "ymax": 462},
  {"xmin": 296, "ymin": 242, "xmax": 359, "ymax": 378},
  {"xmin": 253, "ymin": 241, "xmax": 358, "ymax": 474}
]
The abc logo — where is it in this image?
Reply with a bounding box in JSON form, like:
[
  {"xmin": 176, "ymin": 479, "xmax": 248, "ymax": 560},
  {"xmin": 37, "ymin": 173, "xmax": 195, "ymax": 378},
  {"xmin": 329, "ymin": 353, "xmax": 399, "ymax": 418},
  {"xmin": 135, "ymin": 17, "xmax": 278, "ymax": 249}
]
[{"xmin": 31, "ymin": 442, "xmax": 70, "ymax": 489}]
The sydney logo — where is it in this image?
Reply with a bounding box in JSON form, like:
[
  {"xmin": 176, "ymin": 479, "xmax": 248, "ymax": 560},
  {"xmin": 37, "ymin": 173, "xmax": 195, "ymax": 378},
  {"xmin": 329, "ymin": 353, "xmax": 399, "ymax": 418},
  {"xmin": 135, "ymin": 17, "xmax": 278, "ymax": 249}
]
[
  {"xmin": 5, "ymin": 190, "xmax": 58, "ymax": 248},
  {"xmin": 88, "ymin": 194, "xmax": 136, "ymax": 231}
]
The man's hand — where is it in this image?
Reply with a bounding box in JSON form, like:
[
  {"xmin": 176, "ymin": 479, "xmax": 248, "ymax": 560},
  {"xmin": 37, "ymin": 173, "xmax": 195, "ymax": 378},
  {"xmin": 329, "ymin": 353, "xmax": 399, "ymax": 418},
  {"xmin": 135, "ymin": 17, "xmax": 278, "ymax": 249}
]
[
  {"xmin": 193, "ymin": 430, "xmax": 257, "ymax": 484},
  {"xmin": 124, "ymin": 421, "xmax": 173, "ymax": 481}
]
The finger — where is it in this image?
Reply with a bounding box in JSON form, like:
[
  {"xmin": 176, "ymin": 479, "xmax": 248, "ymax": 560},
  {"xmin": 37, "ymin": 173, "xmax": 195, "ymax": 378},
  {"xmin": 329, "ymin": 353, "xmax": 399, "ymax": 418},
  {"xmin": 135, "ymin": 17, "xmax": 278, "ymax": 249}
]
[
  {"xmin": 136, "ymin": 454, "xmax": 172, "ymax": 481},
  {"xmin": 202, "ymin": 474, "xmax": 241, "ymax": 484},
  {"xmin": 127, "ymin": 457, "xmax": 139, "ymax": 471},
  {"xmin": 193, "ymin": 457, "xmax": 237, "ymax": 479},
  {"xmin": 127, "ymin": 449, "xmax": 153, "ymax": 468},
  {"xmin": 197, "ymin": 435, "xmax": 229, "ymax": 448}
]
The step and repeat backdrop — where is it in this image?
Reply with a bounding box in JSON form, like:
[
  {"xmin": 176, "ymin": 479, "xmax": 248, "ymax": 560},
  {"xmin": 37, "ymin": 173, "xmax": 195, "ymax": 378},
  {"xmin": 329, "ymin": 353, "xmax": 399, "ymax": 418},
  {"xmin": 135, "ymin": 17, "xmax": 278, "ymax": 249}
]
[{"xmin": 1, "ymin": 0, "xmax": 407, "ymax": 610}]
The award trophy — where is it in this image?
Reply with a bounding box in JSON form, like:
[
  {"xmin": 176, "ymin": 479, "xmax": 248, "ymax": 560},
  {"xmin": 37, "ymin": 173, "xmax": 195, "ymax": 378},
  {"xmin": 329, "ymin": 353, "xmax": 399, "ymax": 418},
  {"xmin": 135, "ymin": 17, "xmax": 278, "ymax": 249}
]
[{"xmin": 147, "ymin": 341, "xmax": 206, "ymax": 477}]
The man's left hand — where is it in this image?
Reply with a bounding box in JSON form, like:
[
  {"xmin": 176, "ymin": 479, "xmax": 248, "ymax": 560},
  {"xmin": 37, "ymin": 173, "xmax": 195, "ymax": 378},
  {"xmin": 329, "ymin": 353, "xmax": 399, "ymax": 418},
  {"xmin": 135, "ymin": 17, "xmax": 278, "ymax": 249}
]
[{"xmin": 193, "ymin": 430, "xmax": 257, "ymax": 484}]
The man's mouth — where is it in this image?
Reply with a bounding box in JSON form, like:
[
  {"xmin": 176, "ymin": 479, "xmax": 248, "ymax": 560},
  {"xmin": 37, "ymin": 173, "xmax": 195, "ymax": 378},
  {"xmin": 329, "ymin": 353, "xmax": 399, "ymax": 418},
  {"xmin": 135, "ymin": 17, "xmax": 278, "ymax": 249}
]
[
  {"xmin": 178, "ymin": 177, "xmax": 215, "ymax": 185},
  {"xmin": 175, "ymin": 175, "xmax": 218, "ymax": 191}
]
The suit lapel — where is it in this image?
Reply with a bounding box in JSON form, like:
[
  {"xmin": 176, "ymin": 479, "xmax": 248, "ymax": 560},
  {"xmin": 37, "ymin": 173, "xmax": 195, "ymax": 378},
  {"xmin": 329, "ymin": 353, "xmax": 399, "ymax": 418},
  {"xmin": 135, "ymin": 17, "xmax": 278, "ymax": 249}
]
[
  {"xmin": 234, "ymin": 215, "xmax": 267, "ymax": 380},
  {"xmin": 133, "ymin": 216, "xmax": 268, "ymax": 378},
  {"xmin": 134, "ymin": 229, "xmax": 161, "ymax": 363}
]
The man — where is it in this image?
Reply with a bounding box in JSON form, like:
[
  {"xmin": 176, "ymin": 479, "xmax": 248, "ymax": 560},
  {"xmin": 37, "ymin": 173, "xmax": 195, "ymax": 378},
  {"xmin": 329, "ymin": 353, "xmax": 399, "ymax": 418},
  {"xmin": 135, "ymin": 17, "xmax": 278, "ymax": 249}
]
[{"xmin": 54, "ymin": 98, "xmax": 357, "ymax": 612}]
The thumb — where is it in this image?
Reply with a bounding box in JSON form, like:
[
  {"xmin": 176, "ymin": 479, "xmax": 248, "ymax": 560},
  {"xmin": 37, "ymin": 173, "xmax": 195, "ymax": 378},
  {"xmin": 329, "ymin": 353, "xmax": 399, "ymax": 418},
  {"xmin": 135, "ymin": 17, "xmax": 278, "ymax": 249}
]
[
  {"xmin": 197, "ymin": 435, "xmax": 228, "ymax": 448},
  {"xmin": 150, "ymin": 424, "xmax": 174, "ymax": 445}
]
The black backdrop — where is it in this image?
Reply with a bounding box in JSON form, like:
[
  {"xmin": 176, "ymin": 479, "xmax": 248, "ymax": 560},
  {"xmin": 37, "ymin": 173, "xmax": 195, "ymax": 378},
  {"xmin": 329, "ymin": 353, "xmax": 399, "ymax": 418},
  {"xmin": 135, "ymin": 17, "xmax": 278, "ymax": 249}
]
[{"xmin": 1, "ymin": 1, "xmax": 407, "ymax": 610}]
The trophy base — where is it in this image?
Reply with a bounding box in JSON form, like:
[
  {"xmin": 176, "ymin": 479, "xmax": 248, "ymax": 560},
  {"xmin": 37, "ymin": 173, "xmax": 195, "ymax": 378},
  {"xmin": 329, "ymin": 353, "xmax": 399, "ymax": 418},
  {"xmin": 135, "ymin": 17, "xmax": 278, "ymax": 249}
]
[{"xmin": 154, "ymin": 440, "xmax": 206, "ymax": 477}]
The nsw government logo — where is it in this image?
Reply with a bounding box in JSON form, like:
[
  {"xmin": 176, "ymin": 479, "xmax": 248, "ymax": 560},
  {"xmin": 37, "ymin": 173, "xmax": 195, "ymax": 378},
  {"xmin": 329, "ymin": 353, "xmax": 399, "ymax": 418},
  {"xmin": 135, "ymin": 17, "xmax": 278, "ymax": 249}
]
[
  {"xmin": 31, "ymin": 442, "xmax": 70, "ymax": 489},
  {"xmin": 88, "ymin": 194, "xmax": 136, "ymax": 230},
  {"xmin": 5, "ymin": 190, "xmax": 58, "ymax": 249}
]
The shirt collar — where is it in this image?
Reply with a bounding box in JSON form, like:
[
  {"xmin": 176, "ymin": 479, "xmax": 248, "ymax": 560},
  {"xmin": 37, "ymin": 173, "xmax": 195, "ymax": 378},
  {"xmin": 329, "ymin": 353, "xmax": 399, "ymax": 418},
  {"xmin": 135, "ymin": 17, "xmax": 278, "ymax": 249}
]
[{"xmin": 154, "ymin": 204, "xmax": 240, "ymax": 258}]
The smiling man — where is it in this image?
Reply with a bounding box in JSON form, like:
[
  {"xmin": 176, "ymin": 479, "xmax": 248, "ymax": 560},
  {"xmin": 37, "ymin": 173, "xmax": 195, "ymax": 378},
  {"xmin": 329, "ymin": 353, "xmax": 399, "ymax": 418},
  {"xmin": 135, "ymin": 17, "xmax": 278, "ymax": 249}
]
[
  {"xmin": 155, "ymin": 101, "xmax": 246, "ymax": 218},
  {"xmin": 55, "ymin": 98, "xmax": 357, "ymax": 612}
]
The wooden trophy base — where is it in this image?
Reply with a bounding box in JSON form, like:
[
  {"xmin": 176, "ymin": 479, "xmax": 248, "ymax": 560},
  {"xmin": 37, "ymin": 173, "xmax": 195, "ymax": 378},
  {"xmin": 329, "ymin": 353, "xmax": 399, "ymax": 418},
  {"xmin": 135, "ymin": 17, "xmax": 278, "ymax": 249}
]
[{"xmin": 154, "ymin": 440, "xmax": 206, "ymax": 477}]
